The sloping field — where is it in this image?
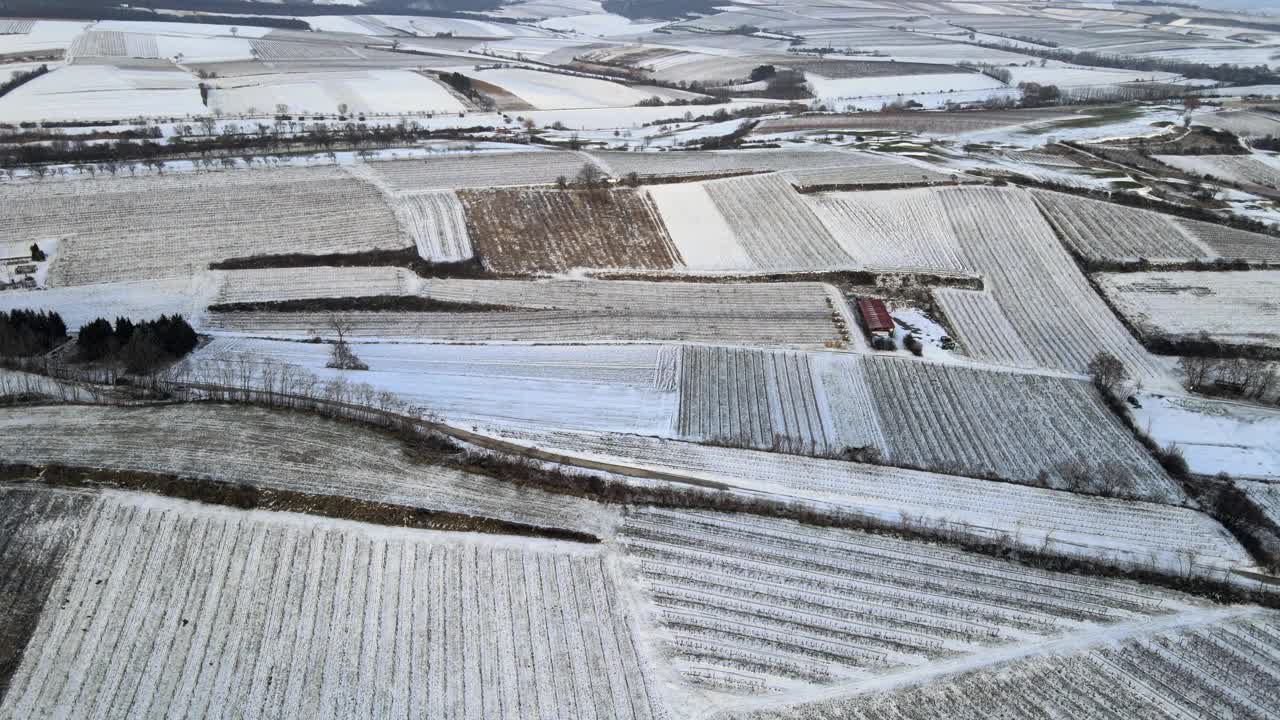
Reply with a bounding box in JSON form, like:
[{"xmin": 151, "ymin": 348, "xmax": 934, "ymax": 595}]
[
  {"xmin": 1031, "ymin": 190, "xmax": 1214, "ymax": 263},
  {"xmin": 754, "ymin": 108, "xmax": 1075, "ymax": 135},
  {"xmin": 0, "ymin": 63, "xmax": 206, "ymax": 123},
  {"xmin": 213, "ymin": 266, "xmax": 415, "ymax": 305},
  {"xmin": 863, "ymin": 356, "xmax": 1179, "ymax": 502},
  {"xmin": 932, "ymin": 289, "xmax": 1037, "ymax": 367},
  {"xmin": 1095, "ymin": 271, "xmax": 1280, "ymax": 349},
  {"xmin": 1, "ymin": 404, "xmax": 612, "ymax": 537},
  {"xmin": 1239, "ymin": 480, "xmax": 1280, "ymax": 529},
  {"xmin": 939, "ymin": 186, "xmax": 1166, "ymax": 381},
  {"xmin": 0, "ymin": 276, "xmax": 211, "ymax": 330},
  {"xmin": 1174, "ymin": 218, "xmax": 1280, "ymax": 263},
  {"xmin": 782, "ymin": 162, "xmax": 954, "ymax": 188},
  {"xmin": 362, "ymin": 151, "xmax": 598, "ymax": 192},
  {"xmin": 66, "ymin": 31, "xmax": 160, "ymax": 59},
  {"xmin": 2, "ymin": 168, "xmax": 403, "ymax": 287},
  {"xmin": 1156, "ymin": 154, "xmax": 1280, "ymax": 187},
  {"xmin": 809, "ymin": 188, "xmax": 967, "ymax": 272},
  {"xmin": 702, "ymin": 174, "xmax": 854, "ymax": 271},
  {"xmin": 191, "ymin": 337, "xmax": 677, "ymax": 435},
  {"xmin": 0, "ymin": 492, "xmax": 664, "ymax": 720},
  {"xmin": 675, "ymin": 346, "xmax": 835, "ymax": 455},
  {"xmin": 644, "ymin": 182, "xmax": 754, "ymax": 272},
  {"xmin": 491, "ymin": 428, "xmax": 1251, "ymax": 574},
  {"xmin": 460, "ymin": 188, "xmax": 680, "ymax": 273},
  {"xmin": 730, "ymin": 607, "xmax": 1280, "ymax": 720},
  {"xmin": 619, "ymin": 508, "xmax": 1205, "ymax": 699},
  {"xmin": 394, "ymin": 191, "xmax": 473, "ymax": 263},
  {"xmin": 0, "ymin": 487, "xmax": 94, "ymax": 699}
]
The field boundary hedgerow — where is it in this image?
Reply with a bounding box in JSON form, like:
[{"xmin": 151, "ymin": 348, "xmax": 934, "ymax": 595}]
[{"xmin": 209, "ymin": 247, "xmax": 490, "ymax": 278}]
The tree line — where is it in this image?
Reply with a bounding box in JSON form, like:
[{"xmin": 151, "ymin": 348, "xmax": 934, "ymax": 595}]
[
  {"xmin": 0, "ymin": 64, "xmax": 48, "ymax": 100},
  {"xmin": 76, "ymin": 315, "xmax": 198, "ymax": 374},
  {"xmin": 0, "ymin": 309, "xmax": 65, "ymax": 357}
]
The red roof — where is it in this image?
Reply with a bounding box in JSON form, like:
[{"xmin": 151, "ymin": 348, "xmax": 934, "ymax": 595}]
[{"xmin": 857, "ymin": 298, "xmax": 894, "ymax": 333}]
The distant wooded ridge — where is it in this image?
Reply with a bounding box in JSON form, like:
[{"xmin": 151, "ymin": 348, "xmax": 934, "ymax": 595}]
[{"xmin": 0, "ymin": 0, "xmax": 503, "ymax": 28}]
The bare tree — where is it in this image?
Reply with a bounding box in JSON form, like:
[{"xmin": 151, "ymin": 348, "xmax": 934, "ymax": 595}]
[
  {"xmin": 1177, "ymin": 355, "xmax": 1217, "ymax": 391},
  {"xmin": 1087, "ymin": 351, "xmax": 1128, "ymax": 395},
  {"xmin": 575, "ymin": 162, "xmax": 604, "ymax": 188},
  {"xmin": 325, "ymin": 315, "xmax": 368, "ymax": 371}
]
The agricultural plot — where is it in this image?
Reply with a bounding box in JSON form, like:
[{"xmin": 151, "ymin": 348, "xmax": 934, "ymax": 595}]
[
  {"xmin": 933, "ymin": 289, "xmax": 1038, "ymax": 368},
  {"xmin": 191, "ymin": 337, "xmax": 677, "ymax": 436},
  {"xmin": 363, "ymin": 151, "xmax": 597, "ymax": 192},
  {"xmin": 589, "ymin": 149, "xmax": 900, "ymax": 180},
  {"xmin": 702, "ymin": 174, "xmax": 854, "ymax": 271},
  {"xmin": 3, "ymin": 403, "xmax": 613, "ymax": 537},
  {"xmin": 209, "ymin": 70, "xmax": 468, "ymax": 116},
  {"xmin": 0, "ymin": 487, "xmax": 94, "ymax": 699},
  {"xmin": 1031, "ymin": 190, "xmax": 1215, "ymax": 263},
  {"xmin": 492, "ymin": 427, "xmax": 1251, "ymax": 574},
  {"xmin": 213, "ymin": 266, "xmax": 415, "ymax": 305},
  {"xmin": 0, "ymin": 492, "xmax": 665, "ymax": 720},
  {"xmin": 755, "ymin": 109, "xmax": 1077, "ymax": 135},
  {"xmin": 939, "ymin": 186, "xmax": 1167, "ymax": 382},
  {"xmin": 675, "ymin": 346, "xmax": 835, "ymax": 455},
  {"xmin": 643, "ymin": 182, "xmax": 753, "ymax": 272},
  {"xmin": 806, "ymin": 71, "xmax": 1006, "ymax": 104},
  {"xmin": 733, "ymin": 607, "xmax": 1280, "ymax": 720},
  {"xmin": 1095, "ymin": 271, "xmax": 1280, "ymax": 349},
  {"xmin": 1239, "ymin": 480, "xmax": 1280, "ymax": 529},
  {"xmin": 0, "ymin": 167, "xmax": 404, "ymax": 286},
  {"xmin": 395, "ymin": 191, "xmax": 473, "ymax": 263},
  {"xmin": 66, "ymin": 31, "xmax": 159, "ymax": 59},
  {"xmin": 618, "ymin": 507, "xmax": 1207, "ymax": 700},
  {"xmin": 782, "ymin": 162, "xmax": 955, "ymax": 188},
  {"xmin": 247, "ymin": 38, "xmax": 360, "ymax": 60},
  {"xmin": 0, "ymin": 20, "xmax": 86, "ymax": 56},
  {"xmin": 1155, "ymin": 154, "xmax": 1280, "ymax": 187},
  {"xmin": 469, "ymin": 68, "xmax": 654, "ymax": 110},
  {"xmin": 862, "ymin": 356, "xmax": 1181, "ymax": 502},
  {"xmin": 808, "ymin": 188, "xmax": 967, "ymax": 272},
  {"xmin": 0, "ymin": 63, "xmax": 205, "ymax": 123},
  {"xmin": 0, "ymin": 19, "xmax": 36, "ymax": 33},
  {"xmin": 1174, "ymin": 219, "xmax": 1280, "ymax": 264},
  {"xmin": 459, "ymin": 188, "xmax": 680, "ymax": 274}
]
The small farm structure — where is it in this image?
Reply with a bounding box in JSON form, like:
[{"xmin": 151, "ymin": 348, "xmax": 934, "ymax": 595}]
[{"xmin": 857, "ymin": 297, "xmax": 896, "ymax": 349}]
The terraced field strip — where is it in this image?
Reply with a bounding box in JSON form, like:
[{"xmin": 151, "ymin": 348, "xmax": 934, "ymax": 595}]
[{"xmin": 0, "ymin": 492, "xmax": 665, "ymax": 720}]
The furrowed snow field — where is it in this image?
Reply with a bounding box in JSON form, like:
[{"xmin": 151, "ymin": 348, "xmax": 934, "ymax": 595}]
[
  {"xmin": 808, "ymin": 188, "xmax": 967, "ymax": 272},
  {"xmin": 588, "ymin": 149, "xmax": 917, "ymax": 180},
  {"xmin": 0, "ymin": 487, "xmax": 95, "ymax": 698},
  {"xmin": 860, "ymin": 356, "xmax": 1179, "ymax": 501},
  {"xmin": 932, "ymin": 289, "xmax": 1038, "ymax": 368},
  {"xmin": 938, "ymin": 186, "xmax": 1167, "ymax": 382},
  {"xmin": 0, "ymin": 63, "xmax": 206, "ymax": 123},
  {"xmin": 3, "ymin": 168, "xmax": 403, "ymax": 286},
  {"xmin": 1031, "ymin": 190, "xmax": 1215, "ymax": 263},
  {"xmin": 0, "ymin": 20, "xmax": 86, "ymax": 55},
  {"xmin": 2, "ymin": 404, "xmax": 614, "ymax": 537},
  {"xmin": 806, "ymin": 71, "xmax": 1006, "ymax": 105},
  {"xmin": 460, "ymin": 188, "xmax": 681, "ymax": 273},
  {"xmin": 618, "ymin": 507, "xmax": 1211, "ymax": 701},
  {"xmin": 1095, "ymin": 271, "xmax": 1280, "ymax": 349},
  {"xmin": 702, "ymin": 174, "xmax": 854, "ymax": 271},
  {"xmin": 394, "ymin": 191, "xmax": 474, "ymax": 263},
  {"xmin": 1156, "ymin": 154, "xmax": 1280, "ymax": 187},
  {"xmin": 213, "ymin": 266, "xmax": 415, "ymax": 305},
  {"xmin": 728, "ymin": 607, "xmax": 1280, "ymax": 720},
  {"xmin": 1239, "ymin": 480, "xmax": 1280, "ymax": 529},
  {"xmin": 190, "ymin": 337, "xmax": 677, "ymax": 435},
  {"xmin": 0, "ymin": 492, "xmax": 665, "ymax": 720},
  {"xmin": 363, "ymin": 151, "xmax": 598, "ymax": 192},
  {"xmin": 489, "ymin": 427, "xmax": 1249, "ymax": 574},
  {"xmin": 669, "ymin": 347, "xmax": 1179, "ymax": 501},
  {"xmin": 1173, "ymin": 219, "xmax": 1280, "ymax": 264},
  {"xmin": 208, "ymin": 279, "xmax": 846, "ymax": 347}
]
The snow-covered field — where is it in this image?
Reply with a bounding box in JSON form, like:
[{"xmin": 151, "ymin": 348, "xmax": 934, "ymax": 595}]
[
  {"xmin": 1096, "ymin": 271, "xmax": 1280, "ymax": 349},
  {"xmin": 209, "ymin": 70, "xmax": 469, "ymax": 116},
  {"xmin": 0, "ymin": 63, "xmax": 206, "ymax": 123},
  {"xmin": 1156, "ymin": 153, "xmax": 1280, "ymax": 188},
  {"xmin": 0, "ymin": 491, "xmax": 662, "ymax": 720},
  {"xmin": 1133, "ymin": 393, "xmax": 1280, "ymax": 481},
  {"xmin": 469, "ymin": 68, "xmax": 654, "ymax": 110}
]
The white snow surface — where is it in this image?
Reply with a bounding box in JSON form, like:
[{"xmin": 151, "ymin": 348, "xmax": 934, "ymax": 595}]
[{"xmin": 1133, "ymin": 392, "xmax": 1280, "ymax": 481}]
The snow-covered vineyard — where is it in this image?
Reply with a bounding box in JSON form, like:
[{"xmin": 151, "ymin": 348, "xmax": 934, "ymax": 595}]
[{"xmin": 4, "ymin": 0, "xmax": 1280, "ymax": 715}]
